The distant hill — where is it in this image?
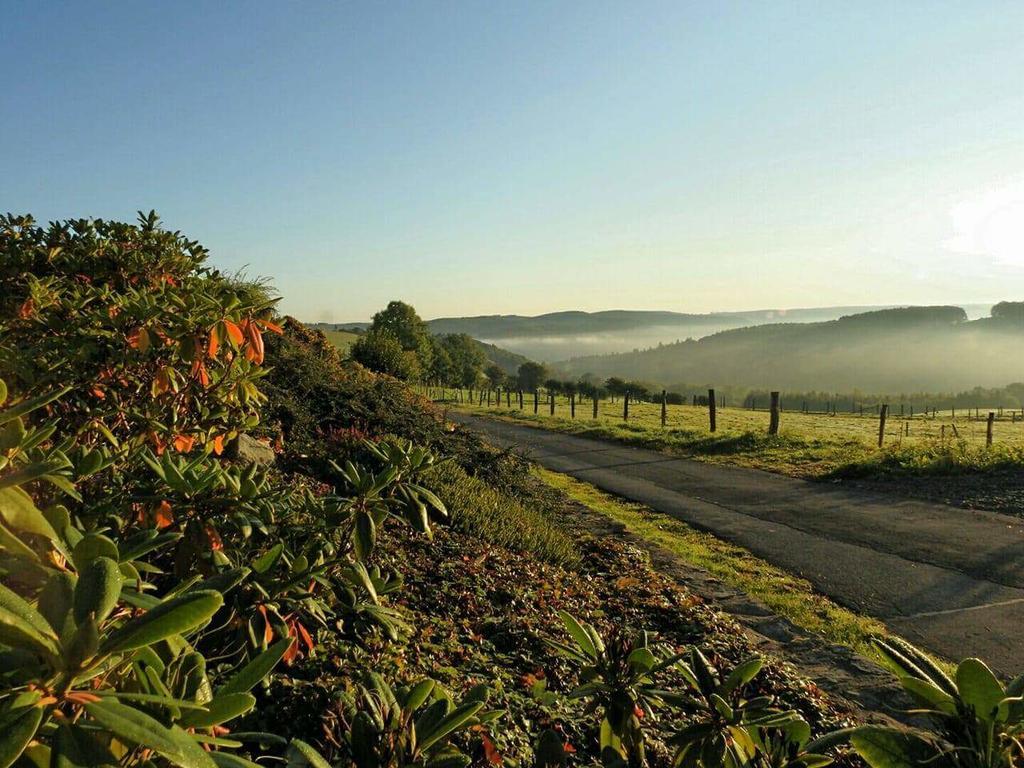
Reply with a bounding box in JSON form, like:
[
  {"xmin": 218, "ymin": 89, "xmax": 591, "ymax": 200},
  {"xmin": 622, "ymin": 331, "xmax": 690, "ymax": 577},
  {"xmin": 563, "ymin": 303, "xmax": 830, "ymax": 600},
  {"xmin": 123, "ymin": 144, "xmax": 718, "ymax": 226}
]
[
  {"xmin": 422, "ymin": 305, "xmax": 994, "ymax": 361},
  {"xmin": 553, "ymin": 305, "xmax": 1024, "ymax": 393}
]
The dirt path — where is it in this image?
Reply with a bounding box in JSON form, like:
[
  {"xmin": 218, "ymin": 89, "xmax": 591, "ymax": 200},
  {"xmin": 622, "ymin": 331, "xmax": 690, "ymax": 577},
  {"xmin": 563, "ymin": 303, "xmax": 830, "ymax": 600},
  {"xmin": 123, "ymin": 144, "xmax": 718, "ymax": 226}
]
[{"xmin": 453, "ymin": 412, "xmax": 1024, "ymax": 675}]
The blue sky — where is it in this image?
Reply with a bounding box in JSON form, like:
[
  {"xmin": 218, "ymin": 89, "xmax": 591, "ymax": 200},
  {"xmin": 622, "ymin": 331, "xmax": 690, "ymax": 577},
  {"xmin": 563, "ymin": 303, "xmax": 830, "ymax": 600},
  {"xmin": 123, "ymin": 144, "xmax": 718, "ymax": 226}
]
[{"xmin": 3, "ymin": 1, "xmax": 1023, "ymax": 321}]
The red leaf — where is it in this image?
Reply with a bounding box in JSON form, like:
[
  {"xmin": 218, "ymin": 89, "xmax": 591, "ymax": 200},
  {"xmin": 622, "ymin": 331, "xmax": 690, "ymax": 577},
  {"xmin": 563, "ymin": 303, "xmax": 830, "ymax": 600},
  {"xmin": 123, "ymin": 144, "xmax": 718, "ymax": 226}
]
[
  {"xmin": 482, "ymin": 734, "xmax": 503, "ymax": 766},
  {"xmin": 154, "ymin": 501, "xmax": 174, "ymax": 529},
  {"xmin": 223, "ymin": 319, "xmax": 244, "ymax": 345}
]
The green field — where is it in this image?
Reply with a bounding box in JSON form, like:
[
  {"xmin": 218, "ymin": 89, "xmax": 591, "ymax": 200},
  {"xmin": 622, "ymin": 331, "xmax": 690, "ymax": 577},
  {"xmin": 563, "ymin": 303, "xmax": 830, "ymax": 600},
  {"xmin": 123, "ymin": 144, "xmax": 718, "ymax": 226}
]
[
  {"xmin": 437, "ymin": 386, "xmax": 1024, "ymax": 480},
  {"xmin": 322, "ymin": 328, "xmax": 360, "ymax": 353}
]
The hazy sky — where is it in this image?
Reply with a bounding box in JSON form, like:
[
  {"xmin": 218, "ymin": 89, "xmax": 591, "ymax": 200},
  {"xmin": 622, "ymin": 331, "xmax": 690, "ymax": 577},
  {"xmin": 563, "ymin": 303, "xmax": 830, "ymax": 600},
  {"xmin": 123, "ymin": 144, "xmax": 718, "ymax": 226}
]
[{"xmin": 3, "ymin": 2, "xmax": 1023, "ymax": 321}]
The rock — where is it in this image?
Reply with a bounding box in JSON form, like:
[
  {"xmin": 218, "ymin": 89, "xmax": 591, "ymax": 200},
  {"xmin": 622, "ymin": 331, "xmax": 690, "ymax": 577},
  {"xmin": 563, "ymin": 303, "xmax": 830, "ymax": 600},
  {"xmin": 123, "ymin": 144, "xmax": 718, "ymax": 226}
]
[{"xmin": 229, "ymin": 434, "xmax": 275, "ymax": 466}]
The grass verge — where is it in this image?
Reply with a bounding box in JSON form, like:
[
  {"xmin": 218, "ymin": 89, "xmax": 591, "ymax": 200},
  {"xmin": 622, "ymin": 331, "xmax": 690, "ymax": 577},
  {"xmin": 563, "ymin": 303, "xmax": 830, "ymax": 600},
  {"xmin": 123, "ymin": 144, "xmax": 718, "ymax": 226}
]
[
  {"xmin": 424, "ymin": 461, "xmax": 580, "ymax": 566},
  {"xmin": 534, "ymin": 465, "xmax": 890, "ymax": 659}
]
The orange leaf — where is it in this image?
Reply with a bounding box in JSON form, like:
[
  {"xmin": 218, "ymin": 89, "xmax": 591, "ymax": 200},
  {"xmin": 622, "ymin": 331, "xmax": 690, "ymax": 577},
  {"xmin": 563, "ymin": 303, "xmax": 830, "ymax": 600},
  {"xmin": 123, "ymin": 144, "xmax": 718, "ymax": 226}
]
[
  {"xmin": 282, "ymin": 638, "xmax": 299, "ymax": 665},
  {"xmin": 258, "ymin": 605, "xmax": 274, "ymax": 644},
  {"xmin": 203, "ymin": 523, "xmax": 223, "ymax": 551},
  {"xmin": 149, "ymin": 431, "xmax": 166, "ymax": 456},
  {"xmin": 258, "ymin": 319, "xmax": 284, "ymax": 335},
  {"xmin": 482, "ymin": 734, "xmax": 503, "ymax": 766},
  {"xmin": 223, "ymin": 319, "xmax": 244, "ymax": 345},
  {"xmin": 211, "ymin": 434, "xmax": 224, "ymax": 456},
  {"xmin": 127, "ymin": 327, "xmax": 150, "ymax": 352},
  {"xmin": 207, "ymin": 325, "xmax": 220, "ymax": 359},
  {"xmin": 18, "ymin": 297, "xmax": 34, "ymax": 319},
  {"xmin": 173, "ymin": 434, "xmax": 195, "ymax": 453},
  {"xmin": 91, "ymin": 386, "xmax": 106, "ymax": 400},
  {"xmin": 243, "ymin": 321, "xmax": 265, "ymax": 365},
  {"xmin": 295, "ymin": 620, "xmax": 314, "ymax": 652},
  {"xmin": 154, "ymin": 500, "xmax": 174, "ymax": 529},
  {"xmin": 191, "ymin": 359, "xmax": 210, "ymax": 387}
]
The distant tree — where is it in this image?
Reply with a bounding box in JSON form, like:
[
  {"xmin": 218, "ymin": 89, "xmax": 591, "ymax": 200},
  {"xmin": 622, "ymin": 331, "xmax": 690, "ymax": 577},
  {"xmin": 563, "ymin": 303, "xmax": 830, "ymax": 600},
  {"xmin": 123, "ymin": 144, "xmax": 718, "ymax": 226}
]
[
  {"xmin": 561, "ymin": 380, "xmax": 578, "ymax": 396},
  {"xmin": 517, "ymin": 361, "xmax": 547, "ymax": 391},
  {"xmin": 370, "ymin": 300, "xmax": 433, "ymax": 373},
  {"xmin": 604, "ymin": 377, "xmax": 627, "ymax": 399},
  {"xmin": 544, "ymin": 378, "xmax": 562, "ymax": 395},
  {"xmin": 426, "ymin": 335, "xmax": 454, "ymax": 384},
  {"xmin": 441, "ymin": 333, "xmax": 487, "ymax": 387},
  {"xmin": 992, "ymin": 301, "xmax": 1024, "ymax": 324},
  {"xmin": 484, "ymin": 363, "xmax": 506, "ymax": 388},
  {"xmin": 351, "ymin": 329, "xmax": 418, "ymax": 380}
]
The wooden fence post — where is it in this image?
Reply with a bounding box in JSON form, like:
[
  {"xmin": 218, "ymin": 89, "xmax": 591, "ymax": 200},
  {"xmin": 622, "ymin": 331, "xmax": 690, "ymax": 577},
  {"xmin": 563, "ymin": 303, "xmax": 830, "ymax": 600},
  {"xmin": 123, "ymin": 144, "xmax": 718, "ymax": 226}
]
[
  {"xmin": 570, "ymin": 393, "xmax": 576, "ymax": 419},
  {"xmin": 506, "ymin": 389, "xmax": 511, "ymax": 408},
  {"xmin": 549, "ymin": 391, "xmax": 555, "ymax": 416},
  {"xmin": 623, "ymin": 391, "xmax": 630, "ymax": 422},
  {"xmin": 534, "ymin": 390, "xmax": 538, "ymax": 414},
  {"xmin": 877, "ymin": 404, "xmax": 888, "ymax": 448},
  {"xmin": 487, "ymin": 389, "xmax": 491, "ymax": 406},
  {"xmin": 768, "ymin": 391, "xmax": 780, "ymax": 435},
  {"xmin": 661, "ymin": 390, "xmax": 667, "ymax": 427},
  {"xmin": 593, "ymin": 393, "xmax": 599, "ymax": 419},
  {"xmin": 987, "ymin": 412, "xmax": 995, "ymax": 446},
  {"xmin": 708, "ymin": 388, "xmax": 717, "ymax": 433},
  {"xmin": 518, "ymin": 390, "xmax": 523, "ymax": 410}
]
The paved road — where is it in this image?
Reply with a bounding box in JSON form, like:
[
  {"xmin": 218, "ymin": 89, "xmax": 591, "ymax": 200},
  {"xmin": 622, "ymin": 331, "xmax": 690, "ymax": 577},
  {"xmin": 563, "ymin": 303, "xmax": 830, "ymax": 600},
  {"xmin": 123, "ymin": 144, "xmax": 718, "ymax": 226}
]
[{"xmin": 453, "ymin": 413, "xmax": 1024, "ymax": 675}]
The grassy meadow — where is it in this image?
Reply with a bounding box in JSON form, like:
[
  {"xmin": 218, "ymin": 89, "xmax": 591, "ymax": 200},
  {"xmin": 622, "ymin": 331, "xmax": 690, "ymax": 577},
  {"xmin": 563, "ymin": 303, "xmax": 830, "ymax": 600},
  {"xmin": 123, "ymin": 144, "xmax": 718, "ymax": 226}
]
[
  {"xmin": 322, "ymin": 327, "xmax": 360, "ymax": 352},
  {"xmin": 436, "ymin": 386, "xmax": 1024, "ymax": 479}
]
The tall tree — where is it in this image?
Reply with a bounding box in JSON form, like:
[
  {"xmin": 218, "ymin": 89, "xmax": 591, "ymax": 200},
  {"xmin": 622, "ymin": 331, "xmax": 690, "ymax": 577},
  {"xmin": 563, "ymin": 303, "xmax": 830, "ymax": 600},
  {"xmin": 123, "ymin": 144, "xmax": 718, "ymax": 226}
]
[
  {"xmin": 516, "ymin": 361, "xmax": 547, "ymax": 392},
  {"xmin": 370, "ymin": 300, "xmax": 433, "ymax": 373}
]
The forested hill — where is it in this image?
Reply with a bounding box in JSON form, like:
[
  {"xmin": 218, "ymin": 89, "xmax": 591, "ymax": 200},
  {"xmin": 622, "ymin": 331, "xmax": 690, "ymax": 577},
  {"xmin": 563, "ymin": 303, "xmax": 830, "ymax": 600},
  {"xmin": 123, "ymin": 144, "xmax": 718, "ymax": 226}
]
[
  {"xmin": 424, "ymin": 307, "xmax": 891, "ymax": 338},
  {"xmin": 555, "ymin": 304, "xmax": 1024, "ymax": 393}
]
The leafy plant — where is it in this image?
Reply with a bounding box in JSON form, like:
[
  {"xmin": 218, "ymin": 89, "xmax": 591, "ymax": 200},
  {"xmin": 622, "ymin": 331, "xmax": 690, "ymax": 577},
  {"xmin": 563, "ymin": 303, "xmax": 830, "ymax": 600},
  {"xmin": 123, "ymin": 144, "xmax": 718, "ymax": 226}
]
[
  {"xmin": 323, "ymin": 673, "xmax": 499, "ymax": 768},
  {"xmin": 850, "ymin": 637, "xmax": 1024, "ymax": 768}
]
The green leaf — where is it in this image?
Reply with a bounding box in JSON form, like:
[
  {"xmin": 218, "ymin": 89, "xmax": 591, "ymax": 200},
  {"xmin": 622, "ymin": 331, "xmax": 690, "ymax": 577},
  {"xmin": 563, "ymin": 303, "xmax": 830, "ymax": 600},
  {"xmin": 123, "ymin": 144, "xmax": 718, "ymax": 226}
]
[
  {"xmin": 0, "ymin": 486, "xmax": 59, "ymax": 540},
  {"xmin": 901, "ymin": 677, "xmax": 956, "ymax": 714},
  {"xmin": 83, "ymin": 700, "xmax": 216, "ymax": 768},
  {"xmin": 0, "ymin": 584, "xmax": 60, "ymax": 657},
  {"xmin": 354, "ymin": 511, "xmax": 376, "ymax": 561},
  {"xmin": 850, "ymin": 726, "xmax": 938, "ymax": 768},
  {"xmin": 179, "ymin": 693, "xmax": 256, "ymax": 728},
  {"xmin": 417, "ymin": 701, "xmax": 484, "ymax": 752},
  {"xmin": 557, "ymin": 611, "xmax": 597, "ymax": 660},
  {"xmin": 100, "ymin": 590, "xmax": 222, "ymax": 654},
  {"xmin": 72, "ymin": 533, "xmax": 120, "ymax": 567},
  {"xmin": 73, "ymin": 556, "xmax": 122, "ymax": 624},
  {"xmin": 219, "ymin": 637, "xmax": 290, "ymax": 695},
  {"xmin": 0, "ymin": 705, "xmax": 42, "ymax": 768},
  {"xmin": 721, "ymin": 657, "xmax": 763, "ymax": 694},
  {"xmin": 286, "ymin": 739, "xmax": 333, "ymax": 768},
  {"xmin": 0, "ymin": 386, "xmax": 71, "ymax": 426},
  {"xmin": 956, "ymin": 658, "xmax": 1004, "ymax": 719},
  {"xmin": 251, "ymin": 542, "xmax": 283, "ymax": 574}
]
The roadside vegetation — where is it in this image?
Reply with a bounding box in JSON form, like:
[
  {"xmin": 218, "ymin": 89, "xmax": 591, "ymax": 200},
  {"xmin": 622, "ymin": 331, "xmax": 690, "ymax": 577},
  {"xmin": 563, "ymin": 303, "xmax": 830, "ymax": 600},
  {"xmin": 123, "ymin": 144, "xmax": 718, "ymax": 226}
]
[{"xmin": 3, "ymin": 212, "xmax": 1022, "ymax": 768}]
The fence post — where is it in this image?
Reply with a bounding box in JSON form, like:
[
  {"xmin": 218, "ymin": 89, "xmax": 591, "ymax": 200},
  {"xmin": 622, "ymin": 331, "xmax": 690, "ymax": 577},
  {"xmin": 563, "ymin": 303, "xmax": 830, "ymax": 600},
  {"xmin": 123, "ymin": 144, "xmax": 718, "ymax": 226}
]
[
  {"xmin": 506, "ymin": 389, "xmax": 510, "ymax": 408},
  {"xmin": 877, "ymin": 404, "xmax": 888, "ymax": 448},
  {"xmin": 592, "ymin": 393, "xmax": 598, "ymax": 419},
  {"xmin": 623, "ymin": 391, "xmax": 630, "ymax": 422},
  {"xmin": 661, "ymin": 390, "xmax": 667, "ymax": 427},
  {"xmin": 549, "ymin": 391, "xmax": 555, "ymax": 416},
  {"xmin": 987, "ymin": 412, "xmax": 995, "ymax": 446},
  {"xmin": 570, "ymin": 393, "xmax": 576, "ymax": 419},
  {"xmin": 487, "ymin": 389, "xmax": 491, "ymax": 406},
  {"xmin": 534, "ymin": 390, "xmax": 538, "ymax": 414},
  {"xmin": 769, "ymin": 391, "xmax": 780, "ymax": 435},
  {"xmin": 708, "ymin": 388, "xmax": 717, "ymax": 433},
  {"xmin": 518, "ymin": 390, "xmax": 523, "ymax": 410}
]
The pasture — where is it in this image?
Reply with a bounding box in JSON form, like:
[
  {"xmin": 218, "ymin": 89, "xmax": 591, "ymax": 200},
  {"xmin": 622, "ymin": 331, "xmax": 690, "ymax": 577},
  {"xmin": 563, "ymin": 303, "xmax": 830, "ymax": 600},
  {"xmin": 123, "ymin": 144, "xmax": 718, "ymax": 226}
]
[{"xmin": 436, "ymin": 386, "xmax": 1024, "ymax": 480}]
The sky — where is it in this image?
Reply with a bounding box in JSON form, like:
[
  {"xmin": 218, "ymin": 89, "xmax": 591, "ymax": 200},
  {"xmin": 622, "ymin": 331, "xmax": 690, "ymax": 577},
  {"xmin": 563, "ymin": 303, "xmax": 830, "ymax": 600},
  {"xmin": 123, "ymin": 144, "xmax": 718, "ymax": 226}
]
[{"xmin": 2, "ymin": 2, "xmax": 1023, "ymax": 322}]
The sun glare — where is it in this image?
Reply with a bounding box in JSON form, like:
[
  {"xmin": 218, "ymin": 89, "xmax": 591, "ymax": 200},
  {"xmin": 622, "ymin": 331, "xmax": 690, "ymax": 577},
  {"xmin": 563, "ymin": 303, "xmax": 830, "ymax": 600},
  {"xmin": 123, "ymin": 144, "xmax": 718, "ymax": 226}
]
[{"xmin": 946, "ymin": 182, "xmax": 1024, "ymax": 267}]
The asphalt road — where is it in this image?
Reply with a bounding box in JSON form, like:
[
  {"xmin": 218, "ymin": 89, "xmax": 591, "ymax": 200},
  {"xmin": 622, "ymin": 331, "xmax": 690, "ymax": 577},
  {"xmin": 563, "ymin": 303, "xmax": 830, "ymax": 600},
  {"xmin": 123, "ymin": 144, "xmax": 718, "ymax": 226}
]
[{"xmin": 453, "ymin": 413, "xmax": 1024, "ymax": 675}]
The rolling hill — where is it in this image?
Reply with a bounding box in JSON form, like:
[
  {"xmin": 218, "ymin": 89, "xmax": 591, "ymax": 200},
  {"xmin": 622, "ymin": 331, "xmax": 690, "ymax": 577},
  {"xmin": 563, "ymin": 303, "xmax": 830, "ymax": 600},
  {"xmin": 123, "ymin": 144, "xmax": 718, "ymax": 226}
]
[{"xmin": 553, "ymin": 305, "xmax": 1024, "ymax": 393}]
